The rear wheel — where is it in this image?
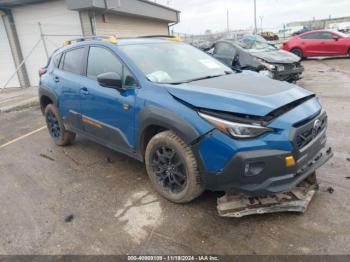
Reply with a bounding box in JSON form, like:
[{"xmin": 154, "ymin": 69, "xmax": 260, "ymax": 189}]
[
  {"xmin": 291, "ymin": 48, "xmax": 304, "ymax": 59},
  {"xmin": 348, "ymin": 48, "xmax": 350, "ymax": 57},
  {"xmin": 44, "ymin": 104, "xmax": 75, "ymax": 146},
  {"xmin": 145, "ymin": 131, "xmax": 204, "ymax": 203}
]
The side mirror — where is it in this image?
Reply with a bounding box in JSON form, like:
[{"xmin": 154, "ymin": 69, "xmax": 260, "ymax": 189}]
[
  {"xmin": 97, "ymin": 72, "xmax": 123, "ymax": 90},
  {"xmin": 231, "ymin": 53, "xmax": 239, "ymax": 65},
  {"xmin": 333, "ymin": 35, "xmax": 339, "ymax": 41}
]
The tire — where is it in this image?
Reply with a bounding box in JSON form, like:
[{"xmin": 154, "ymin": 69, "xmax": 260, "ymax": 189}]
[
  {"xmin": 44, "ymin": 104, "xmax": 75, "ymax": 146},
  {"xmin": 291, "ymin": 48, "xmax": 304, "ymax": 59},
  {"xmin": 348, "ymin": 48, "xmax": 350, "ymax": 57},
  {"xmin": 145, "ymin": 131, "xmax": 204, "ymax": 203}
]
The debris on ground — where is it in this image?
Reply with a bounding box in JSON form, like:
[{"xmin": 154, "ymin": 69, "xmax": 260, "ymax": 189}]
[
  {"xmin": 327, "ymin": 187, "xmax": 334, "ymax": 194},
  {"xmin": 64, "ymin": 214, "xmax": 74, "ymax": 223},
  {"xmin": 106, "ymin": 156, "xmax": 113, "ymax": 163},
  {"xmin": 217, "ymin": 179, "xmax": 318, "ymax": 218},
  {"xmin": 346, "ymin": 158, "xmax": 350, "ymax": 162},
  {"xmin": 346, "ymin": 177, "xmax": 350, "ymax": 180},
  {"xmin": 39, "ymin": 153, "xmax": 55, "ymax": 162},
  {"xmin": 63, "ymin": 149, "xmax": 80, "ymax": 165}
]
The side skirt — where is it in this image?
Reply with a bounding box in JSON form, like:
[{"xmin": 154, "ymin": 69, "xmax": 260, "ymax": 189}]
[{"xmin": 67, "ymin": 126, "xmax": 143, "ymax": 162}]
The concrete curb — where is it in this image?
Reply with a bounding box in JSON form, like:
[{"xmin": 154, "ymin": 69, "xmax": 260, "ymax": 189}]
[{"xmin": 0, "ymin": 97, "xmax": 39, "ymax": 113}]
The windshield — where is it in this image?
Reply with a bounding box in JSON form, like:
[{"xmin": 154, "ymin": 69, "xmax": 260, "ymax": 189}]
[
  {"xmin": 236, "ymin": 35, "xmax": 277, "ymax": 52},
  {"xmin": 119, "ymin": 42, "xmax": 232, "ymax": 84}
]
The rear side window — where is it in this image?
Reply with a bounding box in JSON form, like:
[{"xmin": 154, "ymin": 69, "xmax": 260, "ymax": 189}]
[
  {"xmin": 318, "ymin": 32, "xmax": 334, "ymax": 39},
  {"xmin": 62, "ymin": 48, "xmax": 85, "ymax": 75},
  {"xmin": 300, "ymin": 33, "xmax": 321, "ymax": 39},
  {"xmin": 214, "ymin": 42, "xmax": 235, "ymax": 56},
  {"xmin": 87, "ymin": 46, "xmax": 123, "ymax": 79},
  {"xmin": 301, "ymin": 32, "xmax": 334, "ymax": 40}
]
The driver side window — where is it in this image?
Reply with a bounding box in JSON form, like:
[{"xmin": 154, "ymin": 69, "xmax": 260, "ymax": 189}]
[
  {"xmin": 87, "ymin": 46, "xmax": 138, "ymax": 87},
  {"xmin": 214, "ymin": 43, "xmax": 235, "ymax": 56},
  {"xmin": 87, "ymin": 46, "xmax": 123, "ymax": 80}
]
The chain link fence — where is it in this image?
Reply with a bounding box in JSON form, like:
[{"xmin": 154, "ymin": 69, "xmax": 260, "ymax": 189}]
[{"xmin": 1, "ymin": 17, "xmax": 83, "ymax": 90}]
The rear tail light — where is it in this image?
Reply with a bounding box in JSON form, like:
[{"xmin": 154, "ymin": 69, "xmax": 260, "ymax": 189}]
[{"xmin": 39, "ymin": 67, "xmax": 47, "ymax": 77}]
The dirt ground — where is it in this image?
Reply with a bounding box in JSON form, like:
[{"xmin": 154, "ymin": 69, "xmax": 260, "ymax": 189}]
[{"xmin": 0, "ymin": 58, "xmax": 349, "ymax": 255}]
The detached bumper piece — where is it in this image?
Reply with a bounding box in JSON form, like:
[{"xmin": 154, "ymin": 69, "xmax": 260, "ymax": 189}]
[{"xmin": 217, "ymin": 175, "xmax": 318, "ymax": 218}]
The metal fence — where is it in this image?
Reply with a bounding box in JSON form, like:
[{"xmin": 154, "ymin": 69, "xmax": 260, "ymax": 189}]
[{"xmin": 1, "ymin": 21, "xmax": 83, "ymax": 90}]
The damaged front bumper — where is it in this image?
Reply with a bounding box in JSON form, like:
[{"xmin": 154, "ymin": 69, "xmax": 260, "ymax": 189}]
[
  {"xmin": 216, "ymin": 146, "xmax": 333, "ymax": 217},
  {"xmin": 217, "ymin": 172, "xmax": 319, "ymax": 217},
  {"xmin": 259, "ymin": 64, "xmax": 304, "ymax": 82}
]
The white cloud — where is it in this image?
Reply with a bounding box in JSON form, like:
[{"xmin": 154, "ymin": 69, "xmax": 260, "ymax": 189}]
[{"xmin": 155, "ymin": 0, "xmax": 350, "ymax": 34}]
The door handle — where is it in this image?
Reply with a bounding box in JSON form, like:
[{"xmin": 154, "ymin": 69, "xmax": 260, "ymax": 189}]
[
  {"xmin": 80, "ymin": 87, "xmax": 89, "ymax": 95},
  {"xmin": 54, "ymin": 76, "xmax": 60, "ymax": 83}
]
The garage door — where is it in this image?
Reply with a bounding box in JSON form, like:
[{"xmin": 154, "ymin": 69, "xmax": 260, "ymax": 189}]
[
  {"xmin": 0, "ymin": 17, "xmax": 20, "ymax": 89},
  {"xmin": 96, "ymin": 13, "xmax": 169, "ymax": 37},
  {"xmin": 12, "ymin": 0, "xmax": 82, "ymax": 87}
]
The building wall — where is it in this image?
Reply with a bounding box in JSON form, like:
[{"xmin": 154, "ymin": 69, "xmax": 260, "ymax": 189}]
[
  {"xmin": 0, "ymin": 16, "xmax": 20, "ymax": 88},
  {"xmin": 12, "ymin": 0, "xmax": 83, "ymax": 86},
  {"xmin": 95, "ymin": 13, "xmax": 169, "ymax": 37},
  {"xmin": 79, "ymin": 10, "xmax": 94, "ymax": 36},
  {"xmin": 287, "ymin": 16, "xmax": 350, "ymax": 29},
  {"xmin": 2, "ymin": 0, "xmax": 171, "ymax": 87}
]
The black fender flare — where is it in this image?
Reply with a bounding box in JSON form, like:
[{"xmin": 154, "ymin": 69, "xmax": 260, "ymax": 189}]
[
  {"xmin": 137, "ymin": 106, "xmax": 200, "ymax": 154},
  {"xmin": 38, "ymin": 86, "xmax": 58, "ymax": 113}
]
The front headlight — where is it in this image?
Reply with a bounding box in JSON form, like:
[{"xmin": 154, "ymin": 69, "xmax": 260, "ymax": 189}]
[
  {"xmin": 256, "ymin": 58, "xmax": 276, "ymax": 71},
  {"xmin": 199, "ymin": 112, "xmax": 273, "ymax": 139},
  {"xmin": 276, "ymin": 64, "xmax": 285, "ymax": 71}
]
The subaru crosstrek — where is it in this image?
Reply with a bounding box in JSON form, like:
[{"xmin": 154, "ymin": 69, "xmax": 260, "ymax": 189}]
[{"xmin": 39, "ymin": 36, "xmax": 333, "ymax": 203}]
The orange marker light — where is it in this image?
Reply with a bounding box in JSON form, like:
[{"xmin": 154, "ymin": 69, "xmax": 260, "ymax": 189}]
[{"xmin": 285, "ymin": 156, "xmax": 296, "ymax": 167}]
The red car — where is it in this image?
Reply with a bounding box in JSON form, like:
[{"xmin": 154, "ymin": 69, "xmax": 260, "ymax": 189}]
[{"xmin": 282, "ymin": 30, "xmax": 350, "ymax": 58}]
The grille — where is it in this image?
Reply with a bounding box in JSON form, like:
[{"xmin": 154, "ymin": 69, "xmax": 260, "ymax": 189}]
[
  {"xmin": 295, "ymin": 115, "xmax": 327, "ymax": 149},
  {"xmin": 275, "ymin": 63, "xmax": 300, "ymax": 71}
]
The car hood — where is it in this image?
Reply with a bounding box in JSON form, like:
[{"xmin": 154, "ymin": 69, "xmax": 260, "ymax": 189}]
[
  {"xmin": 250, "ymin": 49, "xmax": 300, "ymax": 63},
  {"xmin": 165, "ymin": 71, "xmax": 313, "ymax": 117}
]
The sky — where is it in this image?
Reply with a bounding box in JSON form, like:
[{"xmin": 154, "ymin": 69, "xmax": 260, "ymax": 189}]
[{"xmin": 154, "ymin": 0, "xmax": 350, "ymax": 34}]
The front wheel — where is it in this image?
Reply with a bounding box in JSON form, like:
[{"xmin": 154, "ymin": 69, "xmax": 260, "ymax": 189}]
[
  {"xmin": 44, "ymin": 104, "xmax": 75, "ymax": 146},
  {"xmin": 145, "ymin": 131, "xmax": 204, "ymax": 203},
  {"xmin": 291, "ymin": 48, "xmax": 304, "ymax": 59}
]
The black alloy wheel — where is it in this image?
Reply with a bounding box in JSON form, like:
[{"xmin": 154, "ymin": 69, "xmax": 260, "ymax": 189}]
[{"xmin": 151, "ymin": 145, "xmax": 187, "ymax": 193}]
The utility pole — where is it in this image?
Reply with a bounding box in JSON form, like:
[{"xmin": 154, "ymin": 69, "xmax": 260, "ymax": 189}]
[
  {"xmin": 254, "ymin": 0, "xmax": 257, "ymax": 34},
  {"xmin": 227, "ymin": 10, "xmax": 230, "ymax": 32},
  {"xmin": 259, "ymin": 16, "xmax": 264, "ymax": 33}
]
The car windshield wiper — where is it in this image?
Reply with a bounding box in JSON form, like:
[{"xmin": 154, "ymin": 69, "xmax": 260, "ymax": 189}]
[{"xmin": 168, "ymin": 71, "xmax": 232, "ymax": 85}]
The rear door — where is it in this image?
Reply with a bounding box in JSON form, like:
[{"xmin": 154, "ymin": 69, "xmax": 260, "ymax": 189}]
[
  {"xmin": 80, "ymin": 45, "xmax": 138, "ymax": 154},
  {"xmin": 54, "ymin": 47, "xmax": 86, "ymax": 131},
  {"xmin": 300, "ymin": 33, "xmax": 325, "ymax": 56},
  {"xmin": 213, "ymin": 42, "xmax": 237, "ymax": 66}
]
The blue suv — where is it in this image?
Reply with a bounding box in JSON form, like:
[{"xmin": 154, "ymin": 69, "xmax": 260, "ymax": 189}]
[{"xmin": 39, "ymin": 36, "xmax": 333, "ymax": 203}]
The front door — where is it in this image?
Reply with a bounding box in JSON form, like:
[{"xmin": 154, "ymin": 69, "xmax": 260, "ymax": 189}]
[
  {"xmin": 323, "ymin": 32, "xmax": 348, "ymax": 55},
  {"xmin": 80, "ymin": 45, "xmax": 138, "ymax": 154}
]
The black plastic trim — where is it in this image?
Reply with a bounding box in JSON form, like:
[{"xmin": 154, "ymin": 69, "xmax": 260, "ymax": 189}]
[{"xmin": 137, "ymin": 106, "xmax": 200, "ymax": 155}]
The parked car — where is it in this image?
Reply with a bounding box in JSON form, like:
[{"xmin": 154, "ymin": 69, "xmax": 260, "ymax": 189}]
[
  {"xmin": 283, "ymin": 30, "xmax": 350, "ymax": 58},
  {"xmin": 39, "ymin": 35, "xmax": 332, "ymax": 204},
  {"xmin": 291, "ymin": 27, "xmax": 310, "ymax": 36},
  {"xmin": 211, "ymin": 35, "xmax": 304, "ymax": 82},
  {"xmin": 260, "ymin": 31, "xmax": 279, "ymax": 41},
  {"xmin": 191, "ymin": 39, "xmax": 214, "ymax": 50}
]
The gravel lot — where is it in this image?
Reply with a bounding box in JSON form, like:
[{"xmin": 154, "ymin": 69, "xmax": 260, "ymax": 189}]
[{"xmin": 0, "ymin": 58, "xmax": 349, "ymax": 255}]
